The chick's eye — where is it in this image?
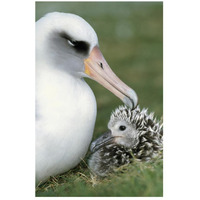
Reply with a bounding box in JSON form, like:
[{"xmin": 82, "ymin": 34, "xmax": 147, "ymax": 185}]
[{"xmin": 119, "ymin": 126, "xmax": 126, "ymax": 131}]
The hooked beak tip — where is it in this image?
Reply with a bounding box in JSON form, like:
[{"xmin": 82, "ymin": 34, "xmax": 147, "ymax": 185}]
[{"xmin": 123, "ymin": 89, "xmax": 138, "ymax": 109}]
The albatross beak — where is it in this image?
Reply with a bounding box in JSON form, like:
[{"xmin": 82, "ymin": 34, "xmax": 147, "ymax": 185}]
[
  {"xmin": 84, "ymin": 46, "xmax": 138, "ymax": 108},
  {"xmin": 90, "ymin": 130, "xmax": 113, "ymax": 153}
]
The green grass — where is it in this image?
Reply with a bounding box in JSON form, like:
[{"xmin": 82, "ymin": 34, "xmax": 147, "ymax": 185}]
[
  {"xmin": 36, "ymin": 1, "xmax": 163, "ymax": 197},
  {"xmin": 36, "ymin": 157, "xmax": 163, "ymax": 197}
]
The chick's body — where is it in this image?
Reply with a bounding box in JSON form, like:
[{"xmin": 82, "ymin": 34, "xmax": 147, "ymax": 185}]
[{"xmin": 89, "ymin": 105, "xmax": 163, "ymax": 177}]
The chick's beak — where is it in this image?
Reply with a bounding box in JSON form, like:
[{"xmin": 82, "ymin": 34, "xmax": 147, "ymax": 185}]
[
  {"xmin": 90, "ymin": 130, "xmax": 113, "ymax": 153},
  {"xmin": 84, "ymin": 46, "xmax": 138, "ymax": 108}
]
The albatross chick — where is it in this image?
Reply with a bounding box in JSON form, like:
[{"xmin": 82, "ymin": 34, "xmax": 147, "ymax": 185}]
[{"xmin": 89, "ymin": 105, "xmax": 163, "ymax": 177}]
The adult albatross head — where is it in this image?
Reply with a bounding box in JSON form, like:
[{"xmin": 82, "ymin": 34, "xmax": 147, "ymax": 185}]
[{"xmin": 36, "ymin": 12, "xmax": 138, "ymax": 108}]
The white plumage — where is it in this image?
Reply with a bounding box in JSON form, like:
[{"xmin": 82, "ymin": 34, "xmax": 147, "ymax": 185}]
[{"xmin": 36, "ymin": 12, "xmax": 138, "ymax": 184}]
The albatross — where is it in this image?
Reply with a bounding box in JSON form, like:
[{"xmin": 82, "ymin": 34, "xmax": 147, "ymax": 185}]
[
  {"xmin": 36, "ymin": 12, "xmax": 138, "ymax": 184},
  {"xmin": 89, "ymin": 105, "xmax": 163, "ymax": 177}
]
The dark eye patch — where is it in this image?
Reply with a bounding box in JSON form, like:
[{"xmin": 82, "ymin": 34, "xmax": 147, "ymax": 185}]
[
  {"xmin": 71, "ymin": 40, "xmax": 89, "ymax": 54},
  {"xmin": 59, "ymin": 31, "xmax": 89, "ymax": 55}
]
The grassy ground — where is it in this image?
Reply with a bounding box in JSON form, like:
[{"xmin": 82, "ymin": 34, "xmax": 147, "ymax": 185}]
[
  {"xmin": 36, "ymin": 2, "xmax": 163, "ymax": 197},
  {"xmin": 36, "ymin": 156, "xmax": 163, "ymax": 197}
]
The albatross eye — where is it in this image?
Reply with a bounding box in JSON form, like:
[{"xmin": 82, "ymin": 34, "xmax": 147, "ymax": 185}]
[
  {"xmin": 119, "ymin": 125, "xmax": 126, "ymax": 131},
  {"xmin": 68, "ymin": 40, "xmax": 78, "ymax": 47},
  {"xmin": 68, "ymin": 39, "xmax": 89, "ymax": 54},
  {"xmin": 59, "ymin": 32, "xmax": 89, "ymax": 55}
]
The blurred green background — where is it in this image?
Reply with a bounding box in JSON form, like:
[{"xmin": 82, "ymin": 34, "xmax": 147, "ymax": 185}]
[{"xmin": 36, "ymin": 1, "xmax": 163, "ymax": 197}]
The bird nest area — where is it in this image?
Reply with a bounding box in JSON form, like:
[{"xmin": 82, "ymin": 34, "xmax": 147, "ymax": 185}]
[{"xmin": 36, "ymin": 153, "xmax": 163, "ymax": 197}]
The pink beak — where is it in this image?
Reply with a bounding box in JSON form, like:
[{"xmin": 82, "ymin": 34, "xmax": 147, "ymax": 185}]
[{"xmin": 84, "ymin": 46, "xmax": 138, "ymax": 108}]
